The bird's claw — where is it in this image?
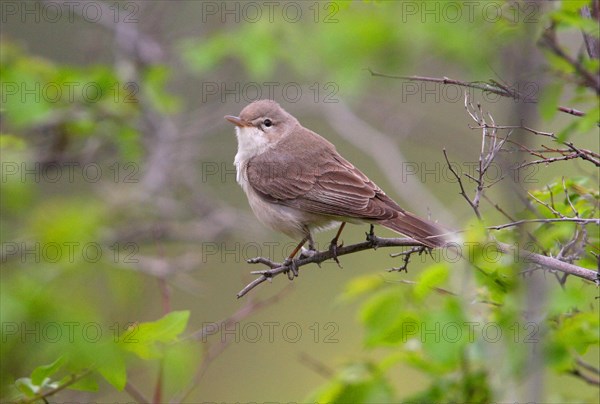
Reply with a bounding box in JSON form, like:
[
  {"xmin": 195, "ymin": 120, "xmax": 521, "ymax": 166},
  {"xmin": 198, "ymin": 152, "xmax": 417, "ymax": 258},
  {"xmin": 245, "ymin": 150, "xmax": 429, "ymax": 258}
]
[
  {"xmin": 283, "ymin": 258, "xmax": 299, "ymax": 280},
  {"xmin": 299, "ymin": 247, "xmax": 321, "ymax": 268},
  {"xmin": 328, "ymin": 239, "xmax": 343, "ymax": 268}
]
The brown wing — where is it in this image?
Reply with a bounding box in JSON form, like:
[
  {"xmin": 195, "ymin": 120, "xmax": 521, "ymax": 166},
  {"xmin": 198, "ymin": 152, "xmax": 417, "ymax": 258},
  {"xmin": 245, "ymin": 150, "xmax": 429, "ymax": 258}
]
[{"xmin": 246, "ymin": 128, "xmax": 403, "ymax": 221}]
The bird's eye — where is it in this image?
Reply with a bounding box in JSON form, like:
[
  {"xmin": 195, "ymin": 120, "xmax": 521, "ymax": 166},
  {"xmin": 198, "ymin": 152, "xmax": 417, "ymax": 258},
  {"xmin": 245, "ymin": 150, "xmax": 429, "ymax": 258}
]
[{"xmin": 263, "ymin": 119, "xmax": 273, "ymax": 127}]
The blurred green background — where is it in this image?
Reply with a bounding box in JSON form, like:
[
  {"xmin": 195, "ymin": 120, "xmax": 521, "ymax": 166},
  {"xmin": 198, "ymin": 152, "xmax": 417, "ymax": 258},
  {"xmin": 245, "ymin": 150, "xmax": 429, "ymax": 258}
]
[{"xmin": 1, "ymin": 1, "xmax": 598, "ymax": 403}]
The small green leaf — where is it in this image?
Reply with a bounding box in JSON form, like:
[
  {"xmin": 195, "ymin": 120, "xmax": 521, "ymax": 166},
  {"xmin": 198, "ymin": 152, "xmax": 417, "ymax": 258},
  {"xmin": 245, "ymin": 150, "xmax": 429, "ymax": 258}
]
[
  {"xmin": 121, "ymin": 310, "xmax": 190, "ymax": 359},
  {"xmin": 59, "ymin": 373, "xmax": 99, "ymax": 392},
  {"xmin": 31, "ymin": 357, "xmax": 64, "ymax": 385},
  {"xmin": 340, "ymin": 274, "xmax": 386, "ymax": 301},
  {"xmin": 97, "ymin": 352, "xmax": 127, "ymax": 391},
  {"xmin": 414, "ymin": 263, "xmax": 449, "ymax": 300},
  {"xmin": 539, "ymin": 82, "xmax": 563, "ymax": 120}
]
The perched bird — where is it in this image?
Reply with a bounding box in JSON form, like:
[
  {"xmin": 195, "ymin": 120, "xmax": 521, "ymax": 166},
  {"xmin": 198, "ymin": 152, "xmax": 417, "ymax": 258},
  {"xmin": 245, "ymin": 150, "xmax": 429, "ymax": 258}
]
[{"xmin": 225, "ymin": 100, "xmax": 448, "ymax": 273}]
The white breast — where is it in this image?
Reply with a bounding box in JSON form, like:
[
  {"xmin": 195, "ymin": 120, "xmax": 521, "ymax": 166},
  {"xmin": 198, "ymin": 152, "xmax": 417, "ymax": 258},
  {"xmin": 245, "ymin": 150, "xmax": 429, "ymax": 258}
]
[
  {"xmin": 233, "ymin": 126, "xmax": 340, "ymax": 239},
  {"xmin": 234, "ymin": 126, "xmax": 271, "ymax": 187}
]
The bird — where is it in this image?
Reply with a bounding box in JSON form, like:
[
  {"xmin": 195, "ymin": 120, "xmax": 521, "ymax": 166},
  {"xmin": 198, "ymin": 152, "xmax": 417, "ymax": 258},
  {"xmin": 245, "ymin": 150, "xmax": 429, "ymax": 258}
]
[{"xmin": 225, "ymin": 99, "xmax": 448, "ymax": 274}]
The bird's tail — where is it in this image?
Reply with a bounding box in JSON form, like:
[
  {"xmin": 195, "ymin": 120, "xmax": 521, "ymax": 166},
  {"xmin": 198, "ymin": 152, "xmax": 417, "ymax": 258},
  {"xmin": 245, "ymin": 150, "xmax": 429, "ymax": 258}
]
[{"xmin": 379, "ymin": 212, "xmax": 450, "ymax": 248}]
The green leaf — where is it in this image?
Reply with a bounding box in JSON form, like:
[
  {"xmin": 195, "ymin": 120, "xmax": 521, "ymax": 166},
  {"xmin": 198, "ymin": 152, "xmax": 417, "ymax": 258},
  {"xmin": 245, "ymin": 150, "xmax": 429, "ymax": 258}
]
[
  {"xmin": 360, "ymin": 289, "xmax": 412, "ymax": 347},
  {"xmin": 340, "ymin": 274, "xmax": 386, "ymax": 301},
  {"xmin": 414, "ymin": 263, "xmax": 449, "ymax": 300},
  {"xmin": 97, "ymin": 351, "xmax": 127, "ymax": 391},
  {"xmin": 121, "ymin": 310, "xmax": 190, "ymax": 359},
  {"xmin": 60, "ymin": 373, "xmax": 99, "ymax": 392},
  {"xmin": 31, "ymin": 356, "xmax": 64, "ymax": 385},
  {"xmin": 309, "ymin": 362, "xmax": 394, "ymax": 403},
  {"xmin": 539, "ymin": 81, "xmax": 563, "ymax": 120},
  {"xmin": 559, "ymin": 0, "xmax": 590, "ymax": 13}
]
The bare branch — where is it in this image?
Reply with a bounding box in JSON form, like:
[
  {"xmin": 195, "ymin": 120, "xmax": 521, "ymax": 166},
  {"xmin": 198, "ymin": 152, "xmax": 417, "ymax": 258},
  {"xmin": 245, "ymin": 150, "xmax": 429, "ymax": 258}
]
[
  {"xmin": 389, "ymin": 246, "xmax": 431, "ymax": 272},
  {"xmin": 562, "ymin": 177, "xmax": 579, "ymax": 217},
  {"xmin": 443, "ymin": 148, "xmax": 482, "ymax": 220},
  {"xmin": 527, "ymin": 192, "xmax": 566, "ymax": 219},
  {"xmin": 495, "ymin": 242, "xmax": 598, "ymax": 283},
  {"xmin": 580, "ymin": 3, "xmax": 600, "ymax": 60},
  {"xmin": 237, "ymin": 235, "xmax": 426, "ymax": 298},
  {"xmin": 367, "ymin": 69, "xmax": 589, "ymax": 117},
  {"xmin": 488, "ymin": 218, "xmax": 598, "ymax": 230},
  {"xmin": 568, "ymin": 368, "xmax": 600, "ymax": 386},
  {"xmin": 237, "ymin": 232, "xmax": 599, "ymax": 298}
]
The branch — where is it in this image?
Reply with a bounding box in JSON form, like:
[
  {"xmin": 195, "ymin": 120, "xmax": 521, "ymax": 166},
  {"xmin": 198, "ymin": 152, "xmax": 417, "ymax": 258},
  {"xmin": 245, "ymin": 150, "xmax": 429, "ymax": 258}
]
[
  {"xmin": 237, "ymin": 232, "xmax": 599, "ymax": 298},
  {"xmin": 124, "ymin": 382, "xmax": 151, "ymax": 404},
  {"xmin": 580, "ymin": 2, "xmax": 600, "ymax": 60},
  {"xmin": 367, "ymin": 69, "xmax": 588, "ymax": 117},
  {"xmin": 443, "ymin": 148, "xmax": 482, "ymax": 220},
  {"xmin": 539, "ymin": 26, "xmax": 600, "ymax": 94},
  {"xmin": 568, "ymin": 368, "xmax": 600, "ymax": 386},
  {"xmin": 472, "ymin": 124, "xmax": 600, "ymax": 167},
  {"xmin": 237, "ymin": 235, "xmax": 425, "ymax": 298},
  {"xmin": 495, "ymin": 242, "xmax": 598, "ymax": 283},
  {"xmin": 20, "ymin": 370, "xmax": 92, "ymax": 404},
  {"xmin": 488, "ymin": 218, "xmax": 599, "ymax": 230}
]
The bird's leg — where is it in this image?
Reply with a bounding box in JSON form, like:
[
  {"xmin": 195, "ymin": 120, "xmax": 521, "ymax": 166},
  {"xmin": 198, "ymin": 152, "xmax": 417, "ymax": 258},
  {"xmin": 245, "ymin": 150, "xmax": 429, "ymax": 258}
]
[
  {"xmin": 284, "ymin": 236, "xmax": 308, "ymax": 279},
  {"xmin": 366, "ymin": 224, "xmax": 376, "ymax": 246},
  {"xmin": 299, "ymin": 233, "xmax": 318, "ymax": 260},
  {"xmin": 328, "ymin": 222, "xmax": 346, "ymax": 267}
]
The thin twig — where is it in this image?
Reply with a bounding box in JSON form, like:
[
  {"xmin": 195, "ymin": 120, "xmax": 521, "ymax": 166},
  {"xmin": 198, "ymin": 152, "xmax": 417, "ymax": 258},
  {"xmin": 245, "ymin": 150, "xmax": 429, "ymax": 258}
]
[
  {"xmin": 562, "ymin": 177, "xmax": 579, "ymax": 217},
  {"xmin": 443, "ymin": 148, "xmax": 482, "ymax": 220},
  {"xmin": 488, "ymin": 218, "xmax": 598, "ymax": 230},
  {"xmin": 125, "ymin": 382, "xmax": 151, "ymax": 404},
  {"xmin": 298, "ymin": 352, "xmax": 335, "ymax": 378},
  {"xmin": 20, "ymin": 370, "xmax": 92, "ymax": 404},
  {"xmin": 528, "ymin": 192, "xmax": 566, "ymax": 218},
  {"xmin": 367, "ymin": 69, "xmax": 589, "ymax": 117}
]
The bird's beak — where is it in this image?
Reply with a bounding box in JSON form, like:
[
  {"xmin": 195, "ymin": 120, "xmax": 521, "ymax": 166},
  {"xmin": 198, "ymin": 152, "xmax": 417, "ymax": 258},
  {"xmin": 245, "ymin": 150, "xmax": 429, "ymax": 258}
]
[{"xmin": 224, "ymin": 115, "xmax": 250, "ymax": 127}]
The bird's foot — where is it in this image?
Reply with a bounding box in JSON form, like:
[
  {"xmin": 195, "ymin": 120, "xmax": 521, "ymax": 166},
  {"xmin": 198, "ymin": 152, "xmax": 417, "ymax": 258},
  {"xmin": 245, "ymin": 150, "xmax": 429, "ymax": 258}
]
[
  {"xmin": 283, "ymin": 257, "xmax": 299, "ymax": 280},
  {"xmin": 328, "ymin": 238, "xmax": 343, "ymax": 268},
  {"xmin": 299, "ymin": 246, "xmax": 318, "ymax": 259},
  {"xmin": 299, "ymin": 246, "xmax": 321, "ymax": 267}
]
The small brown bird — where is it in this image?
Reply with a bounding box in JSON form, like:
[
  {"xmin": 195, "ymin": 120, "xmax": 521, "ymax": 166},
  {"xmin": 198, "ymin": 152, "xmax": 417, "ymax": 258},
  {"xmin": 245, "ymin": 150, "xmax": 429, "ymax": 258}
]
[{"xmin": 225, "ymin": 100, "xmax": 448, "ymax": 271}]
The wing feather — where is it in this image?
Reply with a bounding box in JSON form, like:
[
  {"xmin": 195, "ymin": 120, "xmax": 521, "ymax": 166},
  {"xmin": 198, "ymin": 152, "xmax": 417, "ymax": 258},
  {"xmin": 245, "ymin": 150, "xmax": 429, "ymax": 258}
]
[{"xmin": 246, "ymin": 129, "xmax": 403, "ymax": 221}]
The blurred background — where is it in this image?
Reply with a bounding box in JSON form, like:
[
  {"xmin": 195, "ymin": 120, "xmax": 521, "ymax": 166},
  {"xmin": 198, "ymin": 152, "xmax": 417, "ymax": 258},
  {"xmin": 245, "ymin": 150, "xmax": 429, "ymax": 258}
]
[{"xmin": 1, "ymin": 1, "xmax": 598, "ymax": 402}]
